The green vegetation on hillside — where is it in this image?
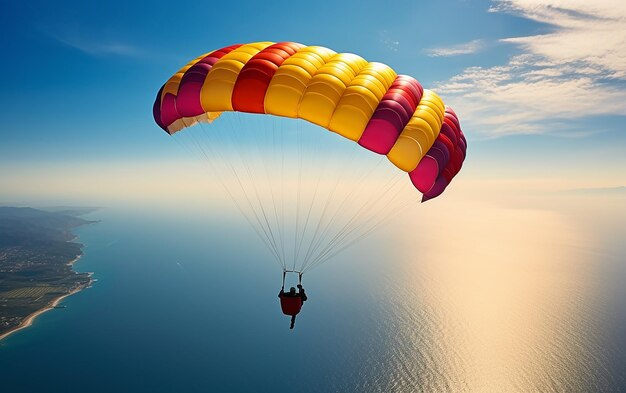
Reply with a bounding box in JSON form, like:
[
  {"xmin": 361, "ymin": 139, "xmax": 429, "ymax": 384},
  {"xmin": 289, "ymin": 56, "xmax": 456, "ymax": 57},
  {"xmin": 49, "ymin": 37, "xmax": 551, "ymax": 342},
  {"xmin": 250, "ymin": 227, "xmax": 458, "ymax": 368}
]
[{"xmin": 0, "ymin": 207, "xmax": 95, "ymax": 337}]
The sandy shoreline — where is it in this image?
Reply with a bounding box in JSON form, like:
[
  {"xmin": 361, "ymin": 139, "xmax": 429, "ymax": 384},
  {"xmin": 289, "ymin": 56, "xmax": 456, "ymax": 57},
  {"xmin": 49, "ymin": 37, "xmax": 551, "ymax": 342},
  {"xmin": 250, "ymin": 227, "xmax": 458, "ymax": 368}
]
[{"xmin": 0, "ymin": 254, "xmax": 91, "ymax": 342}]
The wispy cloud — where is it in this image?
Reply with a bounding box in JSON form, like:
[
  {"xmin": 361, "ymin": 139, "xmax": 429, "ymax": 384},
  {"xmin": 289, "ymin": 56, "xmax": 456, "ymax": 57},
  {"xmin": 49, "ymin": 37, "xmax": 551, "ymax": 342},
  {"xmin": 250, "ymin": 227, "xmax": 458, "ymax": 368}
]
[
  {"xmin": 379, "ymin": 30, "xmax": 400, "ymax": 52},
  {"xmin": 426, "ymin": 39, "xmax": 486, "ymax": 57},
  {"xmin": 436, "ymin": 0, "xmax": 626, "ymax": 137},
  {"xmin": 48, "ymin": 29, "xmax": 142, "ymax": 58}
]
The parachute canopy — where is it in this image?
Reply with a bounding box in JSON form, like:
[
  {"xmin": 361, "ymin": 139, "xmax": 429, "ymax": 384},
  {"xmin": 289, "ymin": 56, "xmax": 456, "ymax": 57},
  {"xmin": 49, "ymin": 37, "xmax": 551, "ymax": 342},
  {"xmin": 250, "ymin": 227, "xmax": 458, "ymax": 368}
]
[{"xmin": 153, "ymin": 41, "xmax": 467, "ymax": 201}]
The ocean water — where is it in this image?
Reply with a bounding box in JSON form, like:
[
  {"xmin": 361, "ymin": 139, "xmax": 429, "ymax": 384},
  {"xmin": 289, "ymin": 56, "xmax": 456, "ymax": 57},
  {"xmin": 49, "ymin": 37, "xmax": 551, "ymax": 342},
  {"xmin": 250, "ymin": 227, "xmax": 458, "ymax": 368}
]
[{"xmin": 0, "ymin": 191, "xmax": 625, "ymax": 392}]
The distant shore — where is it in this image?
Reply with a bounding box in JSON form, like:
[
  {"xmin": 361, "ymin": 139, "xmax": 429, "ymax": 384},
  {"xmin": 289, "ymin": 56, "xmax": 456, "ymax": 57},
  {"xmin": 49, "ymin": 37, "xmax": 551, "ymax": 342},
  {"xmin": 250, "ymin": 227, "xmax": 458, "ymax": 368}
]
[
  {"xmin": 0, "ymin": 207, "xmax": 97, "ymax": 342},
  {"xmin": 0, "ymin": 255, "xmax": 92, "ymax": 342}
]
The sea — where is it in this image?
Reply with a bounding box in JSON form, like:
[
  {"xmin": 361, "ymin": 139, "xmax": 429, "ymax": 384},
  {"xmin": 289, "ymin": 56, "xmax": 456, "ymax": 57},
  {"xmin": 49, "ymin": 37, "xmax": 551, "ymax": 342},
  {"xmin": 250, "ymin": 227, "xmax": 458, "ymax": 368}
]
[{"xmin": 1, "ymin": 190, "xmax": 625, "ymax": 392}]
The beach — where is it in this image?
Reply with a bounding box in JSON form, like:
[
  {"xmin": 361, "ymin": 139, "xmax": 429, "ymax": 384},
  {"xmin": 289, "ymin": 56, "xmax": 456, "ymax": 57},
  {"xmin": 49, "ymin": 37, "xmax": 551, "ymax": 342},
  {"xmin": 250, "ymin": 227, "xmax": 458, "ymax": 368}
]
[
  {"xmin": 0, "ymin": 254, "xmax": 92, "ymax": 342},
  {"xmin": 0, "ymin": 287, "xmax": 86, "ymax": 341}
]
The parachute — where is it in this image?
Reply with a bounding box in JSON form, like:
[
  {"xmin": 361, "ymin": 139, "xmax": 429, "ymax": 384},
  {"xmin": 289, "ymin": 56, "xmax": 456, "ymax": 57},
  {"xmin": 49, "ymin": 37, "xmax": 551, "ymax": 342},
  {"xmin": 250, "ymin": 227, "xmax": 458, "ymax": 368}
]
[{"xmin": 153, "ymin": 42, "xmax": 467, "ymax": 272}]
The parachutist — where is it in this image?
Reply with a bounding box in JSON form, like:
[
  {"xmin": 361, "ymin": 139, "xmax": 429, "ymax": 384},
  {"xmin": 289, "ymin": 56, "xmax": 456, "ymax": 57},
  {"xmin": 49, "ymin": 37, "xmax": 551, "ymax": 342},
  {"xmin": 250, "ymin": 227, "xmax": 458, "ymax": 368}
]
[
  {"xmin": 154, "ymin": 43, "xmax": 467, "ymax": 321},
  {"xmin": 279, "ymin": 285, "xmax": 308, "ymax": 329}
]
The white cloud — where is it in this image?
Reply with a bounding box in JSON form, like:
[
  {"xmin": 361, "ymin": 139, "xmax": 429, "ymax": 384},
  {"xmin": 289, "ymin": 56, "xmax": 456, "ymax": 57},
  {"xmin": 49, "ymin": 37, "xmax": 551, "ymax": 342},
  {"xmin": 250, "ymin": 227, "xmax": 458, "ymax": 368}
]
[
  {"xmin": 426, "ymin": 39, "xmax": 486, "ymax": 57},
  {"xmin": 436, "ymin": 0, "xmax": 626, "ymax": 137}
]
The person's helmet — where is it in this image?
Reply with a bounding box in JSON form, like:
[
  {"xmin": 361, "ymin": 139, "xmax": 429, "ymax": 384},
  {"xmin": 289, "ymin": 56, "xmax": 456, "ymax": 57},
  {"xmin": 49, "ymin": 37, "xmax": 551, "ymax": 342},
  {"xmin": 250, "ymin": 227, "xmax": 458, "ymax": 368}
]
[{"xmin": 289, "ymin": 287, "xmax": 296, "ymax": 293}]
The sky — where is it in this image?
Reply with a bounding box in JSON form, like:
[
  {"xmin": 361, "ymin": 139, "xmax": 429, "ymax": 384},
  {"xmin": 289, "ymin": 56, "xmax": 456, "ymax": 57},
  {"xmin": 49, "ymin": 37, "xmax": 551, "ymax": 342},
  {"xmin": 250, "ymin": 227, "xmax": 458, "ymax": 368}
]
[{"xmin": 0, "ymin": 0, "xmax": 624, "ymax": 206}]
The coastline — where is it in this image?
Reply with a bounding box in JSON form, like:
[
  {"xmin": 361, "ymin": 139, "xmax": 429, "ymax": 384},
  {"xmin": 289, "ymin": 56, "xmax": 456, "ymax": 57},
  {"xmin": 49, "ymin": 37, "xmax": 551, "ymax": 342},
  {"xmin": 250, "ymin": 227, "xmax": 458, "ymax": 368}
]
[
  {"xmin": 0, "ymin": 255, "xmax": 93, "ymax": 343},
  {"xmin": 0, "ymin": 207, "xmax": 99, "ymax": 345},
  {"xmin": 0, "ymin": 286, "xmax": 86, "ymax": 342}
]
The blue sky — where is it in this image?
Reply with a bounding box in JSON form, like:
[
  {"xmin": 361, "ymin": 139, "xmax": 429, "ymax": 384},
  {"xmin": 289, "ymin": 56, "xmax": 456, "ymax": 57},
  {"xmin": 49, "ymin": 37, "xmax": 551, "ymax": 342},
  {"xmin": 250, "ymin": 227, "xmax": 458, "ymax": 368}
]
[{"xmin": 1, "ymin": 0, "xmax": 624, "ymax": 204}]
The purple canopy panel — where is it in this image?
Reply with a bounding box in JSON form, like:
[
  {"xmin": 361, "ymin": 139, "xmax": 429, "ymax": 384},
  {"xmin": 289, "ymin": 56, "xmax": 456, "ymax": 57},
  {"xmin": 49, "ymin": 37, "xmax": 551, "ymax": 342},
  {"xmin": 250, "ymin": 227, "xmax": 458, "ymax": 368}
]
[
  {"xmin": 358, "ymin": 75, "xmax": 422, "ymax": 154},
  {"xmin": 153, "ymin": 85, "xmax": 166, "ymax": 132},
  {"xmin": 429, "ymin": 141, "xmax": 450, "ymax": 174},
  {"xmin": 160, "ymin": 93, "xmax": 181, "ymax": 130},
  {"xmin": 444, "ymin": 113, "xmax": 460, "ymax": 133},
  {"xmin": 177, "ymin": 62, "xmax": 213, "ymax": 117},
  {"xmin": 439, "ymin": 123, "xmax": 457, "ymax": 147},
  {"xmin": 358, "ymin": 100, "xmax": 410, "ymax": 154},
  {"xmin": 421, "ymin": 176, "xmax": 450, "ymax": 202}
]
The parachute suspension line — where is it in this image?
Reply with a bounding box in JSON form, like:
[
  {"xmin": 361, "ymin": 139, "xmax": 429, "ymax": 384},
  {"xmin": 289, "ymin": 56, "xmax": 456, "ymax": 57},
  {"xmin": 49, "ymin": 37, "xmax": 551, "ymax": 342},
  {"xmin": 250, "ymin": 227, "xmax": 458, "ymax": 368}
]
[
  {"xmin": 179, "ymin": 113, "xmax": 418, "ymax": 275},
  {"xmin": 292, "ymin": 120, "xmax": 303, "ymax": 270},
  {"xmin": 298, "ymin": 139, "xmax": 364, "ymax": 269},
  {"xmin": 293, "ymin": 119, "xmax": 316, "ymax": 270},
  {"xmin": 299, "ymin": 151, "xmax": 391, "ymax": 271},
  {"xmin": 301, "ymin": 165, "xmax": 410, "ymax": 273},
  {"xmin": 170, "ymin": 126, "xmax": 196, "ymax": 157},
  {"xmin": 191, "ymin": 122, "xmax": 284, "ymax": 268},
  {"xmin": 226, "ymin": 113, "xmax": 287, "ymax": 269},
  {"xmin": 173, "ymin": 121, "xmax": 286, "ymax": 268},
  {"xmin": 299, "ymin": 155, "xmax": 387, "ymax": 271},
  {"xmin": 303, "ymin": 173, "xmax": 415, "ymax": 272},
  {"xmin": 293, "ymin": 120, "xmax": 312, "ymax": 268},
  {"xmin": 270, "ymin": 116, "xmax": 285, "ymax": 269},
  {"xmin": 255, "ymin": 115, "xmax": 278, "ymax": 262},
  {"xmin": 193, "ymin": 118, "xmax": 285, "ymax": 269},
  {"xmin": 266, "ymin": 115, "xmax": 288, "ymax": 269},
  {"xmin": 293, "ymin": 153, "xmax": 324, "ymax": 271},
  {"xmin": 269, "ymin": 115, "xmax": 288, "ymax": 270},
  {"xmin": 174, "ymin": 122, "xmax": 282, "ymax": 268},
  {"xmin": 292, "ymin": 124, "xmax": 337, "ymax": 269},
  {"xmin": 305, "ymin": 197, "xmax": 412, "ymax": 272},
  {"xmin": 227, "ymin": 115, "xmax": 288, "ymax": 270},
  {"xmin": 277, "ymin": 118, "xmax": 288, "ymax": 270},
  {"xmin": 305, "ymin": 173, "xmax": 407, "ymax": 271},
  {"xmin": 274, "ymin": 116, "xmax": 287, "ymax": 270},
  {"xmin": 326, "ymin": 167, "xmax": 404, "ymax": 248},
  {"xmin": 216, "ymin": 129, "xmax": 285, "ymax": 269},
  {"xmin": 281, "ymin": 269, "xmax": 303, "ymax": 288}
]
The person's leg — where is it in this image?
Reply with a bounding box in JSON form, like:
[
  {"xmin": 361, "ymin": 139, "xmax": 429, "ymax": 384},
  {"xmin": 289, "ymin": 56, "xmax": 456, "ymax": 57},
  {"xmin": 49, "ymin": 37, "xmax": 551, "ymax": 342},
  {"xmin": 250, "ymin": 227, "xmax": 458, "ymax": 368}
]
[{"xmin": 290, "ymin": 315, "xmax": 296, "ymax": 329}]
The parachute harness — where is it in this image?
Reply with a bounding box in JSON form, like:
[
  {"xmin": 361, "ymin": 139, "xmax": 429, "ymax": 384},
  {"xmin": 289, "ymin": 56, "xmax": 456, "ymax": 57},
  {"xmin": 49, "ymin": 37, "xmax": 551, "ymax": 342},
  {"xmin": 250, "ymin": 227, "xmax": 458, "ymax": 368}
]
[{"xmin": 281, "ymin": 269, "xmax": 303, "ymax": 291}]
